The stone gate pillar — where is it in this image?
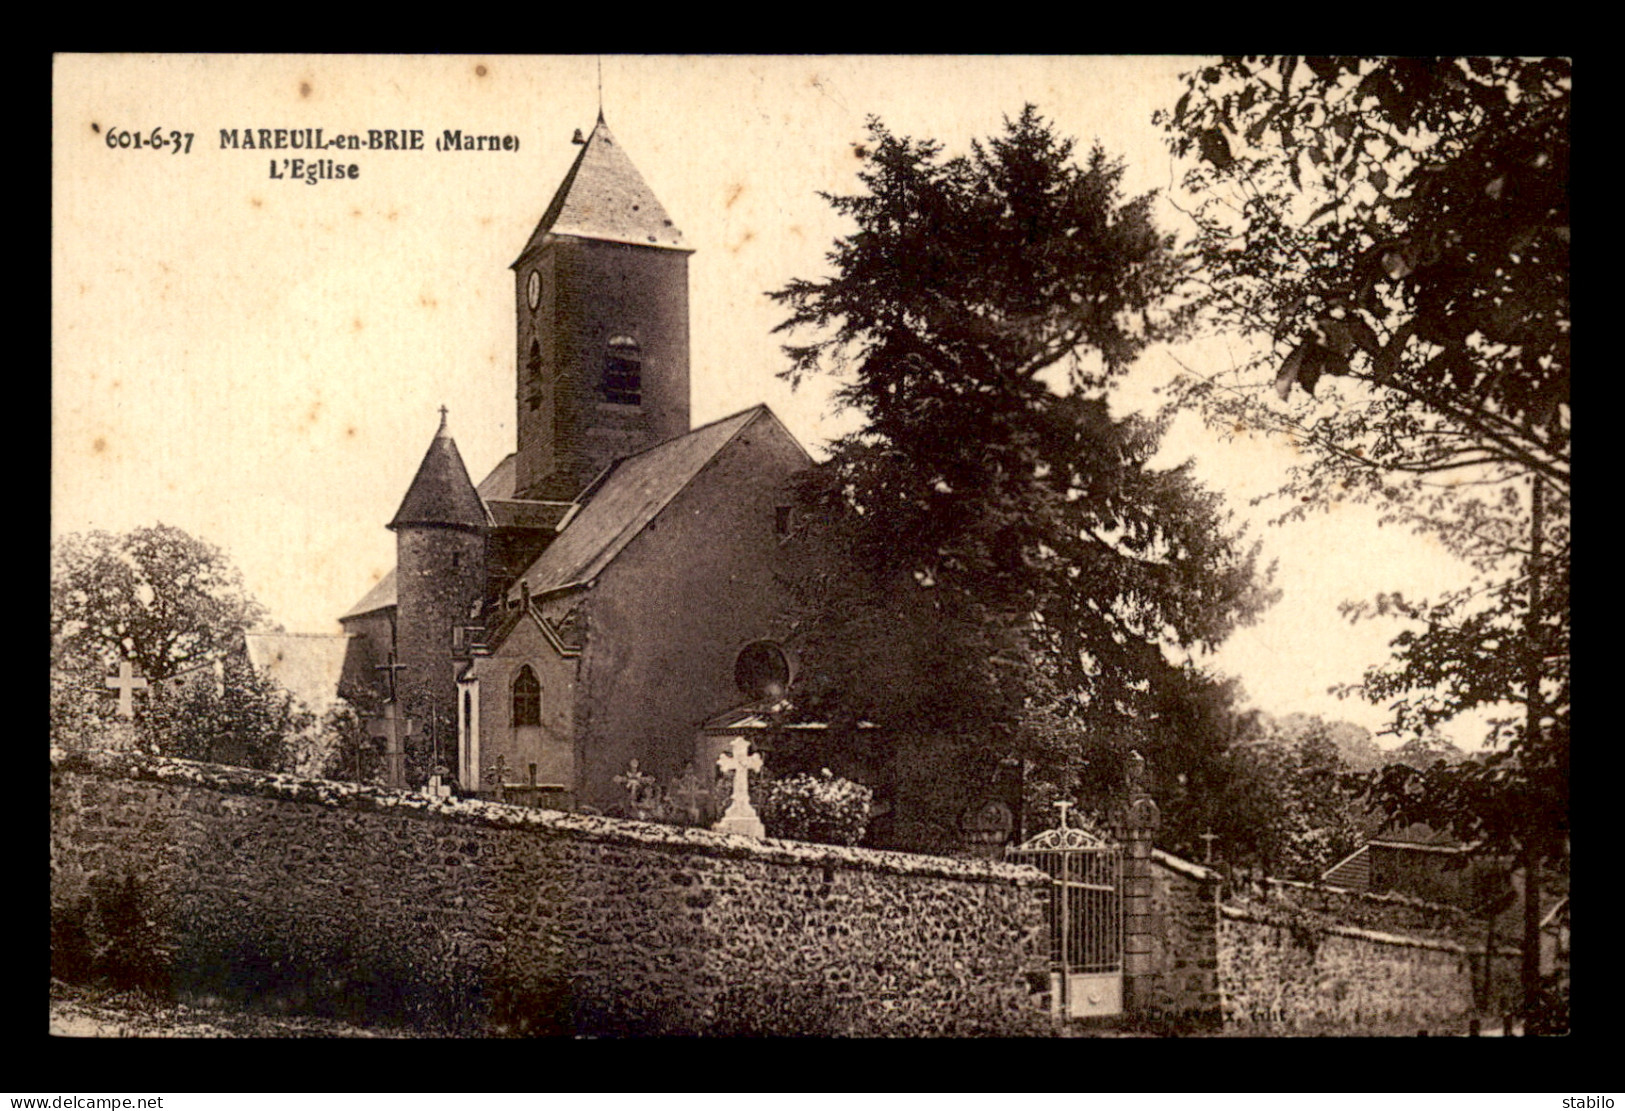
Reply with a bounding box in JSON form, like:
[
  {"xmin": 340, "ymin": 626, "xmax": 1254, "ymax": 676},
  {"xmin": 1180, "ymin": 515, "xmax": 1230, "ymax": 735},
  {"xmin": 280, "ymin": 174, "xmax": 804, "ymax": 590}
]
[{"xmin": 1114, "ymin": 751, "xmax": 1161, "ymax": 1015}]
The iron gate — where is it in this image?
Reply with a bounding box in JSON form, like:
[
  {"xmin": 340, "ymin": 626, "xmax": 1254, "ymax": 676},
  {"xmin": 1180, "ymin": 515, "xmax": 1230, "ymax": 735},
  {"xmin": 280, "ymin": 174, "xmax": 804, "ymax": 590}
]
[{"xmin": 1007, "ymin": 821, "xmax": 1124, "ymax": 1018}]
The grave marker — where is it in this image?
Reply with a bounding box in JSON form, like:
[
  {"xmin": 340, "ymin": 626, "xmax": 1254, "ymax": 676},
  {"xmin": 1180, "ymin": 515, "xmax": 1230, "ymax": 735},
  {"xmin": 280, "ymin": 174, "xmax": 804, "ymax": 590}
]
[
  {"xmin": 104, "ymin": 660, "xmax": 148, "ymax": 718},
  {"xmin": 714, "ymin": 737, "xmax": 764, "ymax": 838}
]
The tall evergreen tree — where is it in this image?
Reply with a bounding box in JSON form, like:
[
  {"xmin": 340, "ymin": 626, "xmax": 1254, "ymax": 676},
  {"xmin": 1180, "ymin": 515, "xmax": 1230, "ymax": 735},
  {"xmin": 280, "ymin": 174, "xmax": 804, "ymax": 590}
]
[{"xmin": 771, "ymin": 108, "xmax": 1274, "ymax": 808}]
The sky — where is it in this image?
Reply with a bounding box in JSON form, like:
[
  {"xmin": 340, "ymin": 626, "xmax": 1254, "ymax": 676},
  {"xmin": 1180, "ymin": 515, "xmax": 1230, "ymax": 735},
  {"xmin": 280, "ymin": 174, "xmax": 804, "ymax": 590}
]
[{"xmin": 52, "ymin": 54, "xmax": 1486, "ymax": 747}]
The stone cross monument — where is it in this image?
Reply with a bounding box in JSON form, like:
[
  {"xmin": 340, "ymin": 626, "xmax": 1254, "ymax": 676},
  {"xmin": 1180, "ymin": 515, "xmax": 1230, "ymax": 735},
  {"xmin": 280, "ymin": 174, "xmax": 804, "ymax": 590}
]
[
  {"xmin": 714, "ymin": 737, "xmax": 764, "ymax": 838},
  {"xmin": 366, "ymin": 703, "xmax": 414, "ymax": 788},
  {"xmin": 104, "ymin": 659, "xmax": 148, "ymax": 718}
]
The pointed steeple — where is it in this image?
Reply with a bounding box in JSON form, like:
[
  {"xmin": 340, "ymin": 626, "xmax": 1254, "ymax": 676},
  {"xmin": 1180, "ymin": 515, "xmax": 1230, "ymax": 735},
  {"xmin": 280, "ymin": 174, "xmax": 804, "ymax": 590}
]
[
  {"xmin": 513, "ymin": 117, "xmax": 688, "ymax": 262},
  {"xmin": 388, "ymin": 410, "xmax": 489, "ymax": 531}
]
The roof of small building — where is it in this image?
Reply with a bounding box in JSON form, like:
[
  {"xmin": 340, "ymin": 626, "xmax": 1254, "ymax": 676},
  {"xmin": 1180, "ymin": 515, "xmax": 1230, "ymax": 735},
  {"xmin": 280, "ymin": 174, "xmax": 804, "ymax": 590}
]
[
  {"xmin": 242, "ymin": 632, "xmax": 352, "ymax": 717},
  {"xmin": 1370, "ymin": 822, "xmax": 1463, "ymax": 848},
  {"xmin": 513, "ymin": 116, "xmax": 688, "ymax": 260},
  {"xmin": 505, "ymin": 405, "xmax": 769, "ymax": 603},
  {"xmin": 388, "ymin": 413, "xmax": 490, "ymax": 531}
]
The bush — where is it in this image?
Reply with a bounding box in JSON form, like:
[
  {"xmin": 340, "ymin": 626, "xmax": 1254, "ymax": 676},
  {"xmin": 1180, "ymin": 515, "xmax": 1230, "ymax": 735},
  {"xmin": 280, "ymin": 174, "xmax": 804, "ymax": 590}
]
[
  {"xmin": 51, "ymin": 873, "xmax": 171, "ymax": 994},
  {"xmin": 139, "ymin": 655, "xmax": 310, "ymax": 771},
  {"xmin": 760, "ymin": 769, "xmax": 872, "ymax": 846}
]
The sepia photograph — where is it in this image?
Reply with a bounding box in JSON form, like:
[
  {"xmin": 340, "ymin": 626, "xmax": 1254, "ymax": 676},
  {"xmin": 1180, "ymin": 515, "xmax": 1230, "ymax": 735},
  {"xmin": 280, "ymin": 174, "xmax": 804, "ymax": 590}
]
[{"xmin": 50, "ymin": 54, "xmax": 1569, "ymax": 1041}]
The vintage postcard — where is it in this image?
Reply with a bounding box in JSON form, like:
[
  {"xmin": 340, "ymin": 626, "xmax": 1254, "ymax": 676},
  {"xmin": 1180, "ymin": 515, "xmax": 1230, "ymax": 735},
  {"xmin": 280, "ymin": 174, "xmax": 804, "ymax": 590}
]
[{"xmin": 51, "ymin": 55, "xmax": 1566, "ymax": 1041}]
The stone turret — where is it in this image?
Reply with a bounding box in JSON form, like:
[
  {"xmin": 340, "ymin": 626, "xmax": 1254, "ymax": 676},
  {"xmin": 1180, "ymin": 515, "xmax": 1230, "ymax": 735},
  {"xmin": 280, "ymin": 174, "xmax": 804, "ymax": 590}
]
[{"xmin": 388, "ymin": 408, "xmax": 488, "ymax": 783}]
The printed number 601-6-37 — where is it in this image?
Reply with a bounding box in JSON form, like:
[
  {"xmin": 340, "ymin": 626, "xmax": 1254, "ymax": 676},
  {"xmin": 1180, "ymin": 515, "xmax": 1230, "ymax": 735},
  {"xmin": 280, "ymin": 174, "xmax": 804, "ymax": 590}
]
[{"xmin": 104, "ymin": 127, "xmax": 194, "ymax": 153}]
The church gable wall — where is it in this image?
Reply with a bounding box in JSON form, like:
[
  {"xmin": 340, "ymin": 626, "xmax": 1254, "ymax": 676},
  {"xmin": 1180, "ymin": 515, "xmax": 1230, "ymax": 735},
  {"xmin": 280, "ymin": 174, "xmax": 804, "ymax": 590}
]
[
  {"xmin": 468, "ymin": 614, "xmax": 576, "ymax": 798},
  {"xmin": 575, "ymin": 418, "xmax": 804, "ymax": 809},
  {"xmin": 52, "ymin": 748, "xmax": 1050, "ymax": 1036}
]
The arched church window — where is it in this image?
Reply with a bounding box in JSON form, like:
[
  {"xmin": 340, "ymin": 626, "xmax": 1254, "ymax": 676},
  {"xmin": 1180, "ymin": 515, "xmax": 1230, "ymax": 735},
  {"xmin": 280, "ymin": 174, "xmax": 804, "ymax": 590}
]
[
  {"xmin": 512, "ymin": 666, "xmax": 541, "ymax": 727},
  {"xmin": 462, "ymin": 689, "xmax": 472, "ymax": 736},
  {"xmin": 602, "ymin": 335, "xmax": 641, "ymax": 406}
]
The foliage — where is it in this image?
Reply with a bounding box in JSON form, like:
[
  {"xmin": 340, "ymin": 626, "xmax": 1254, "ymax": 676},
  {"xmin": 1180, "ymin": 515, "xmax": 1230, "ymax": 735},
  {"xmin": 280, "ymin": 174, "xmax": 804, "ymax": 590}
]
[
  {"xmin": 50, "ymin": 524, "xmax": 274, "ymax": 755},
  {"xmin": 52, "ymin": 873, "xmax": 171, "ymax": 993},
  {"xmin": 771, "ymin": 107, "xmax": 1273, "ymax": 796},
  {"xmin": 304, "ymin": 698, "xmax": 387, "ymax": 785},
  {"xmin": 1222, "ymin": 724, "xmax": 1368, "ymax": 882},
  {"xmin": 137, "ymin": 654, "xmax": 311, "ymax": 772},
  {"xmin": 1384, "ymin": 730, "xmax": 1470, "ymax": 772},
  {"xmin": 1342, "ymin": 493, "xmax": 1569, "ymax": 869},
  {"xmin": 50, "ymin": 639, "xmax": 131, "ymax": 752},
  {"xmin": 51, "ymin": 524, "xmax": 268, "ymax": 684},
  {"xmin": 759, "ymin": 768, "xmax": 873, "ymax": 846},
  {"xmin": 1159, "ymin": 56, "xmax": 1568, "ymax": 491},
  {"xmin": 1157, "ymin": 54, "xmax": 1570, "ymax": 776},
  {"xmin": 1159, "ymin": 59, "xmax": 1568, "ymax": 1004},
  {"xmin": 1360, "ymin": 736, "xmax": 1568, "ymax": 867}
]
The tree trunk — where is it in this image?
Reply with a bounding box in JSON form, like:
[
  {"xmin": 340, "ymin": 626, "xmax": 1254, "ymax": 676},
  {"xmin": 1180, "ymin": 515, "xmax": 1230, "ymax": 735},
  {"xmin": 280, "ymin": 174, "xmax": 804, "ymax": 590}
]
[
  {"xmin": 1520, "ymin": 474, "xmax": 1545, "ymax": 1020},
  {"xmin": 1521, "ymin": 849, "xmax": 1542, "ymax": 1019}
]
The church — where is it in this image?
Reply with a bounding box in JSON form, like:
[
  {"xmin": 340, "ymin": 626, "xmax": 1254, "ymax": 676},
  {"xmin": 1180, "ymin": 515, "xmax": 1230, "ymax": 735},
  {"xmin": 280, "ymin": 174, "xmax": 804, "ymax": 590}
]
[{"xmin": 338, "ymin": 114, "xmax": 813, "ymax": 813}]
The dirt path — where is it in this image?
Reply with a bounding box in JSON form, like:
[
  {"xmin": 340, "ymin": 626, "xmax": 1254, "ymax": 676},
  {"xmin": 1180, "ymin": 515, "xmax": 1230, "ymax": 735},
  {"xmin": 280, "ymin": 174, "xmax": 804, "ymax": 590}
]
[{"xmin": 49, "ymin": 981, "xmax": 439, "ymax": 1038}]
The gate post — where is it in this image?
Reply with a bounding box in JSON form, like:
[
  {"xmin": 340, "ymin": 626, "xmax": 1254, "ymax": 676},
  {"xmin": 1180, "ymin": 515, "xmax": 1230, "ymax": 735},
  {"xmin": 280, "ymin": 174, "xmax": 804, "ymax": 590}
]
[{"xmin": 1116, "ymin": 752, "xmax": 1160, "ymax": 1015}]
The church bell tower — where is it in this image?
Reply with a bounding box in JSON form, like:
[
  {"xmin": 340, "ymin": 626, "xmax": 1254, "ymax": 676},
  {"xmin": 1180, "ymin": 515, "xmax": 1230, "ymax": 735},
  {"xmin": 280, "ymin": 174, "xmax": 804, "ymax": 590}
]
[{"xmin": 511, "ymin": 114, "xmax": 692, "ymax": 501}]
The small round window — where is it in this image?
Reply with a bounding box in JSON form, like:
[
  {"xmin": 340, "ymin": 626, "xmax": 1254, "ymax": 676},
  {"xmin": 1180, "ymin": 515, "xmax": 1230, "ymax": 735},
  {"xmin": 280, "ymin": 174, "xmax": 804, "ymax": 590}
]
[{"xmin": 735, "ymin": 640, "xmax": 795, "ymax": 703}]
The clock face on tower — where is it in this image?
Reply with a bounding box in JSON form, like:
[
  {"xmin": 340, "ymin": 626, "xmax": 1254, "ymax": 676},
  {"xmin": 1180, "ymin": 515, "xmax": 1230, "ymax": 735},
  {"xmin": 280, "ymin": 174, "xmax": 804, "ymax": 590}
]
[{"xmin": 526, "ymin": 269, "xmax": 541, "ymax": 310}]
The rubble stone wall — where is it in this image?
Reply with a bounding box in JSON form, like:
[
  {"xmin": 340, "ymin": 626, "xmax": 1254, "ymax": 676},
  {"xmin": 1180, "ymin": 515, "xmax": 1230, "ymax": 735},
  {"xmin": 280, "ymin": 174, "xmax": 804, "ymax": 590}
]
[
  {"xmin": 50, "ymin": 749, "xmax": 1051, "ymax": 1036},
  {"xmin": 1144, "ymin": 851, "xmax": 1222, "ymax": 1023},
  {"xmin": 1217, "ymin": 904, "xmax": 1516, "ymax": 1030}
]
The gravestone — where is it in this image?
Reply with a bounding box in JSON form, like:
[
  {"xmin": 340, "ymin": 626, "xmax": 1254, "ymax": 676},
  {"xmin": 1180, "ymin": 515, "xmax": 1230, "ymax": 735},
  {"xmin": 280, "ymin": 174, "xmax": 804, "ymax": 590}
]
[
  {"xmin": 614, "ymin": 759, "xmax": 658, "ymax": 820},
  {"xmin": 714, "ymin": 737, "xmax": 764, "ymax": 838},
  {"xmin": 426, "ymin": 764, "xmax": 453, "ymax": 799},
  {"xmin": 959, "ymin": 800, "xmax": 1015, "ymax": 859}
]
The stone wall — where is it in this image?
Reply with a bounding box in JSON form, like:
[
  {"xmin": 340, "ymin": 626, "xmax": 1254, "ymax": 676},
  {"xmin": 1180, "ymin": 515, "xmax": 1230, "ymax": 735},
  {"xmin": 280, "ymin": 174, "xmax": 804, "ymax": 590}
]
[
  {"xmin": 1263, "ymin": 877, "xmax": 1473, "ymax": 944},
  {"xmin": 1132, "ymin": 858, "xmax": 1519, "ymax": 1030},
  {"xmin": 50, "ymin": 749, "xmax": 1051, "ymax": 1037},
  {"xmin": 1254, "ymin": 878, "xmax": 1523, "ymax": 1017},
  {"xmin": 1144, "ymin": 850, "xmax": 1222, "ymax": 1023},
  {"xmin": 1217, "ymin": 900, "xmax": 1522, "ymax": 1030}
]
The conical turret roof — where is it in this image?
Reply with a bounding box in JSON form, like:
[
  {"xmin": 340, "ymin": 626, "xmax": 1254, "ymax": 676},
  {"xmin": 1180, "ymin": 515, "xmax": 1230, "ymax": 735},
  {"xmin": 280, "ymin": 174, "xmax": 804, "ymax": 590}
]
[
  {"xmin": 513, "ymin": 115, "xmax": 688, "ymax": 262},
  {"xmin": 388, "ymin": 410, "xmax": 489, "ymax": 531}
]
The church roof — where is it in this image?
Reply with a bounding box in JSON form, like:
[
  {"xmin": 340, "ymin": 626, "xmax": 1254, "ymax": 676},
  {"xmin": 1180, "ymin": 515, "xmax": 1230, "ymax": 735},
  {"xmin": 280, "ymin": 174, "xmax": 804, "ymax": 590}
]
[
  {"xmin": 476, "ymin": 452, "xmax": 518, "ymax": 500},
  {"xmin": 388, "ymin": 412, "xmax": 490, "ymax": 531},
  {"xmin": 513, "ymin": 116, "xmax": 688, "ymax": 260},
  {"xmin": 340, "ymin": 450, "xmax": 565, "ymax": 621},
  {"xmin": 242, "ymin": 632, "xmax": 351, "ymax": 717},
  {"xmin": 487, "ymin": 499, "xmax": 574, "ymax": 530},
  {"xmin": 341, "ymin": 568, "xmax": 396, "ymax": 620},
  {"xmin": 506, "ymin": 405, "xmax": 768, "ymax": 601}
]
